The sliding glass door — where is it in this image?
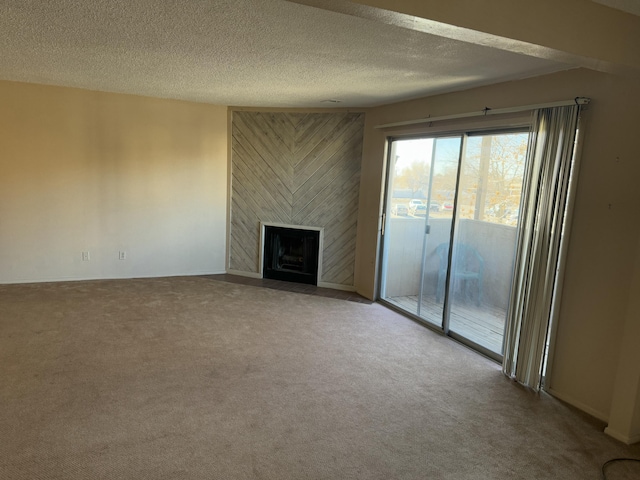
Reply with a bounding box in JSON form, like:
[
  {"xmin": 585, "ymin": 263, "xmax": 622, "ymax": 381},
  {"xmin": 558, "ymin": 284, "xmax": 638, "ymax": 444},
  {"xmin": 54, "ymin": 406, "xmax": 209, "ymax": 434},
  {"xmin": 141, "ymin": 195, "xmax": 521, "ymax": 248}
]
[
  {"xmin": 379, "ymin": 136, "xmax": 460, "ymax": 326},
  {"xmin": 380, "ymin": 130, "xmax": 528, "ymax": 358}
]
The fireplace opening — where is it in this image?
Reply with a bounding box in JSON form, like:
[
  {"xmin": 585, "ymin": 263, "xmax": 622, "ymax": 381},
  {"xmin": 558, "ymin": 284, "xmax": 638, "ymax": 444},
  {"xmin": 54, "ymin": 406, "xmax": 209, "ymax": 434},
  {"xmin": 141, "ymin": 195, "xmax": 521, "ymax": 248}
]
[{"xmin": 263, "ymin": 226, "xmax": 320, "ymax": 285}]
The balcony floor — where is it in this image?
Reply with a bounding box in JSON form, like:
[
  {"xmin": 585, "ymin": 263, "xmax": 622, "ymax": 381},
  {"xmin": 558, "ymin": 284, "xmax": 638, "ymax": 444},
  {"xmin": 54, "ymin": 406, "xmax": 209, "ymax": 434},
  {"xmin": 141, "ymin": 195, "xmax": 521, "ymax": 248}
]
[{"xmin": 385, "ymin": 295, "xmax": 506, "ymax": 355}]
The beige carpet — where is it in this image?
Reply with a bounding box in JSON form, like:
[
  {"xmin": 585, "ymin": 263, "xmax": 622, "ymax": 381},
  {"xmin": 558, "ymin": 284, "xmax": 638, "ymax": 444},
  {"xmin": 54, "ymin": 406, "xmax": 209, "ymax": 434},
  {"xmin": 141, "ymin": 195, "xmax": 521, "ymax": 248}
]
[{"xmin": 1, "ymin": 276, "xmax": 639, "ymax": 479}]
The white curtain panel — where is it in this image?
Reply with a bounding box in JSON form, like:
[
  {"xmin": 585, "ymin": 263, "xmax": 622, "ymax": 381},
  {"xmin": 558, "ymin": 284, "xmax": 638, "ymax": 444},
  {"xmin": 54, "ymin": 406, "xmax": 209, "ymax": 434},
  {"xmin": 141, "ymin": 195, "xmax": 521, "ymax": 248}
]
[{"xmin": 502, "ymin": 104, "xmax": 581, "ymax": 390}]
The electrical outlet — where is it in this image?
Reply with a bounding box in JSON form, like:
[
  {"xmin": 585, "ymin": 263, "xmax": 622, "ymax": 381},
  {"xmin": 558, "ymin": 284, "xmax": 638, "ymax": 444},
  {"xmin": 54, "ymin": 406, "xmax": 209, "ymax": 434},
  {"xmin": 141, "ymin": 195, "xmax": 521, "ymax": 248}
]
[
  {"xmin": 118, "ymin": 251, "xmax": 126, "ymax": 260},
  {"xmin": 81, "ymin": 251, "xmax": 90, "ymax": 261}
]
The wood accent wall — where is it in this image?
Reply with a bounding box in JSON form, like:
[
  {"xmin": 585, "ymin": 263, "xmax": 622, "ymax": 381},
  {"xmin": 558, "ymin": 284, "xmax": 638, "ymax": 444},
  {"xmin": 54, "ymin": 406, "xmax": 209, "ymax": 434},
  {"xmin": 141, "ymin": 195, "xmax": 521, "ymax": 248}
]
[{"xmin": 229, "ymin": 111, "xmax": 364, "ymax": 286}]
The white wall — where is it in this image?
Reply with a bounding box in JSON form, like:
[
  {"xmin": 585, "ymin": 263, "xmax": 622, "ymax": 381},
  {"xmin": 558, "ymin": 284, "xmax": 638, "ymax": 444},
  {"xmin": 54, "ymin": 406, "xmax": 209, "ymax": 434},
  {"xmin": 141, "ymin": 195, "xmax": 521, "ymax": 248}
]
[{"xmin": 0, "ymin": 81, "xmax": 228, "ymax": 283}]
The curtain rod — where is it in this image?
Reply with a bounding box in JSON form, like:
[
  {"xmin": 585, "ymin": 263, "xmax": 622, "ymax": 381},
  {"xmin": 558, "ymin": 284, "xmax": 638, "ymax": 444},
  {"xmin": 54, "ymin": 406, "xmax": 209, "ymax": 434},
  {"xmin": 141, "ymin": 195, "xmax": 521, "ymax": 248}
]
[{"xmin": 374, "ymin": 97, "xmax": 591, "ymax": 129}]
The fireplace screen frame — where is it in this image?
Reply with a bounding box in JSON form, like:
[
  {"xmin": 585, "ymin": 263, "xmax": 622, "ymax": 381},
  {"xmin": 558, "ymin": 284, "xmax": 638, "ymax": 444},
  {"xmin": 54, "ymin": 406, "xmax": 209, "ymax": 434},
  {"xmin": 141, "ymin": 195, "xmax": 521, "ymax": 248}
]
[{"xmin": 260, "ymin": 223, "xmax": 323, "ymax": 286}]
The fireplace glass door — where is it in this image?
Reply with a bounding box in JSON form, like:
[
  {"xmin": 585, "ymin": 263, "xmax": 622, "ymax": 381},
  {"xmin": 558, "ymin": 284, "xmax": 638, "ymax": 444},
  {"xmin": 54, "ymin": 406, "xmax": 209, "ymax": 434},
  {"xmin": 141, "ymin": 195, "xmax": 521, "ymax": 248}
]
[{"xmin": 263, "ymin": 226, "xmax": 320, "ymax": 285}]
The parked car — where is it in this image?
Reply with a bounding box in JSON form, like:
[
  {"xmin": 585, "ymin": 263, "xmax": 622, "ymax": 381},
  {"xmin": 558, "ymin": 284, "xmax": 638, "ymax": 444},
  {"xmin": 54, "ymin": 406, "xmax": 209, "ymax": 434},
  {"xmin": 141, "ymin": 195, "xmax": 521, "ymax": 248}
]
[
  {"xmin": 442, "ymin": 202, "xmax": 454, "ymax": 211},
  {"xmin": 391, "ymin": 203, "xmax": 409, "ymax": 216},
  {"xmin": 410, "ymin": 204, "xmax": 427, "ymax": 216},
  {"xmin": 429, "ymin": 201, "xmax": 440, "ymax": 212},
  {"xmin": 409, "ymin": 199, "xmax": 424, "ymax": 209}
]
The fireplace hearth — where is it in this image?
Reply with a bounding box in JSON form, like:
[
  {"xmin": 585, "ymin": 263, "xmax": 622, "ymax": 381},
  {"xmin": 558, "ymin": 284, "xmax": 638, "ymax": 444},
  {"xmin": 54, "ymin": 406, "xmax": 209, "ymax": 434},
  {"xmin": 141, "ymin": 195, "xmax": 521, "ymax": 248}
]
[{"xmin": 263, "ymin": 225, "xmax": 320, "ymax": 285}]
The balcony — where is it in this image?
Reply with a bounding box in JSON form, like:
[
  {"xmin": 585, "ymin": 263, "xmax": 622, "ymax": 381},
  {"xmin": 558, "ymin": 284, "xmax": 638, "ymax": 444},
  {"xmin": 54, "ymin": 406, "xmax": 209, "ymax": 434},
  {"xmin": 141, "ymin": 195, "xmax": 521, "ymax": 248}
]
[{"xmin": 382, "ymin": 216, "xmax": 517, "ymax": 355}]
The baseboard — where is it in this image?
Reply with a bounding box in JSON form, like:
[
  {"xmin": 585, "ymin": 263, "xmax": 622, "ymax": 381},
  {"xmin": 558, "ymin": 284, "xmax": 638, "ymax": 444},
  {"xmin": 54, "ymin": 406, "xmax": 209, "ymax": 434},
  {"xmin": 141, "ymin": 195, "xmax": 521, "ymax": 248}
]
[
  {"xmin": 317, "ymin": 282, "xmax": 356, "ymax": 292},
  {"xmin": 0, "ymin": 271, "xmax": 226, "ymax": 285},
  {"xmin": 545, "ymin": 387, "xmax": 609, "ymax": 422},
  {"xmin": 226, "ymin": 269, "xmax": 262, "ymax": 279},
  {"xmin": 204, "ymin": 270, "xmax": 227, "ymax": 275},
  {"xmin": 604, "ymin": 426, "xmax": 640, "ymax": 445}
]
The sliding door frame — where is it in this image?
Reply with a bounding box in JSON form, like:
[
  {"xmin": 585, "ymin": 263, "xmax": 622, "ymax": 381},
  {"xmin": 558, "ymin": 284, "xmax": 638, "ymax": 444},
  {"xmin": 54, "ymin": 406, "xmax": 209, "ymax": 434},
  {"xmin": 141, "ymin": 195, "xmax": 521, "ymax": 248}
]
[{"xmin": 378, "ymin": 121, "xmax": 532, "ymax": 362}]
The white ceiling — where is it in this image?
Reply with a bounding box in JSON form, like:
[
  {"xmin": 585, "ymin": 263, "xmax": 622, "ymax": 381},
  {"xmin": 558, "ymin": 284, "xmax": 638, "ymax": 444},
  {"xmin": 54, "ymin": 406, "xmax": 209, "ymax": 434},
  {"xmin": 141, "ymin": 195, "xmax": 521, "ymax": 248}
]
[{"xmin": 0, "ymin": 0, "xmax": 576, "ymax": 107}]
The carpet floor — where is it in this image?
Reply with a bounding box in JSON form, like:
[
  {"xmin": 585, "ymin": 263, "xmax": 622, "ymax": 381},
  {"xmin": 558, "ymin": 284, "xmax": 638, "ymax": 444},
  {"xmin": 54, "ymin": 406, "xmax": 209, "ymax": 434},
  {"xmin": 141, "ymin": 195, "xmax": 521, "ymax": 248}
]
[{"xmin": 1, "ymin": 276, "xmax": 639, "ymax": 479}]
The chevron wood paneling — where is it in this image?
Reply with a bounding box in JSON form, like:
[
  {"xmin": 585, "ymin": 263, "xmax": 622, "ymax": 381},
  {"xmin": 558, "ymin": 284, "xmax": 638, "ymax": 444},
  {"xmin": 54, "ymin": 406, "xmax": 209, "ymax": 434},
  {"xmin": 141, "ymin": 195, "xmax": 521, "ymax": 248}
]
[{"xmin": 229, "ymin": 111, "xmax": 364, "ymax": 286}]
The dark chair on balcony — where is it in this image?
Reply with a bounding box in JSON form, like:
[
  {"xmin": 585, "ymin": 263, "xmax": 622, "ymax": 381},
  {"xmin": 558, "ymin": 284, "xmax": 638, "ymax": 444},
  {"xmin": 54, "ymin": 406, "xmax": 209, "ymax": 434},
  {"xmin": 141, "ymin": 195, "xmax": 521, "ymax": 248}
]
[{"xmin": 436, "ymin": 243, "xmax": 484, "ymax": 306}]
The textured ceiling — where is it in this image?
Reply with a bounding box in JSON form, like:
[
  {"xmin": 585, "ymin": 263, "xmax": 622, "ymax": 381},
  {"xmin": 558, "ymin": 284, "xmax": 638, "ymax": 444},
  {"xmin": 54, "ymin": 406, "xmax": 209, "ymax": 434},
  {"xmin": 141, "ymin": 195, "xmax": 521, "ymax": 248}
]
[{"xmin": 0, "ymin": 0, "xmax": 574, "ymax": 107}]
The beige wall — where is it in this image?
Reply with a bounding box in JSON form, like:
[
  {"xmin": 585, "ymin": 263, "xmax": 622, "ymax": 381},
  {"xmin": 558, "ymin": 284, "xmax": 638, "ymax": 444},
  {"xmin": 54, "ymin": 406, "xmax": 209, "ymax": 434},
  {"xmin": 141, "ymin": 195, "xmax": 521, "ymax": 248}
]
[
  {"xmin": 0, "ymin": 81, "xmax": 228, "ymax": 283},
  {"xmin": 355, "ymin": 68, "xmax": 640, "ymax": 431},
  {"xmin": 606, "ymin": 232, "xmax": 640, "ymax": 444}
]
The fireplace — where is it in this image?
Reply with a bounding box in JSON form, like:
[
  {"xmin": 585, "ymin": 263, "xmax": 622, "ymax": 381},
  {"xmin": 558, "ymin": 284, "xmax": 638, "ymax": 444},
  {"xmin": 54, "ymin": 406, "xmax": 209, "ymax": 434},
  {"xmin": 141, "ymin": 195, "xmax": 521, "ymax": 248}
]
[{"xmin": 262, "ymin": 225, "xmax": 321, "ymax": 285}]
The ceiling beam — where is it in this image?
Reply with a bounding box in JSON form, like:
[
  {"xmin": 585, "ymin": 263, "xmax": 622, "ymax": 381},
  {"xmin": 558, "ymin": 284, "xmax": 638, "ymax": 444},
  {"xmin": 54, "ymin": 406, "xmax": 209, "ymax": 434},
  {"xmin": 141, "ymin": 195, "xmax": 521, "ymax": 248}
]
[{"xmin": 287, "ymin": 0, "xmax": 640, "ymax": 76}]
